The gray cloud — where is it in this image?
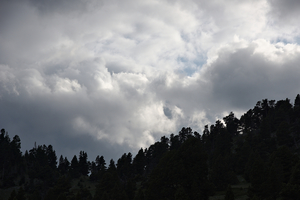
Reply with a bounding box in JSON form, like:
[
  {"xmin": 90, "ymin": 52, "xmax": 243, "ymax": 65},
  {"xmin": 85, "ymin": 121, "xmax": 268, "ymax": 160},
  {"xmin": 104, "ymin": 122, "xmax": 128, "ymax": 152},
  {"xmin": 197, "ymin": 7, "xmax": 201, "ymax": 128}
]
[
  {"xmin": 25, "ymin": 0, "xmax": 103, "ymax": 15},
  {"xmin": 267, "ymin": 0, "xmax": 300, "ymax": 42},
  {"xmin": 204, "ymin": 43, "xmax": 300, "ymax": 112},
  {"xmin": 1, "ymin": 0, "xmax": 300, "ymax": 162},
  {"xmin": 268, "ymin": 0, "xmax": 300, "ymax": 19}
]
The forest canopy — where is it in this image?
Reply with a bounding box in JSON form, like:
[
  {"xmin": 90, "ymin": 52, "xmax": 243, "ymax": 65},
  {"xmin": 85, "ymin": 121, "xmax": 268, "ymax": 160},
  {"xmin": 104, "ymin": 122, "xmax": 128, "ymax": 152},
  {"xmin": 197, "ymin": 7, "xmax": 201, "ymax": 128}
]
[{"xmin": 1, "ymin": 94, "xmax": 300, "ymax": 200}]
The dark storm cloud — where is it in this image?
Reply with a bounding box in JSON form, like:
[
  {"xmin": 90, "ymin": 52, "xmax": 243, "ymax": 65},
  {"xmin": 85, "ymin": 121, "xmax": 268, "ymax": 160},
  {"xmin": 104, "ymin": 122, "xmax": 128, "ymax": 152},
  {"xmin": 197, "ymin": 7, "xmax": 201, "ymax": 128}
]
[{"xmin": 204, "ymin": 44, "xmax": 300, "ymax": 112}]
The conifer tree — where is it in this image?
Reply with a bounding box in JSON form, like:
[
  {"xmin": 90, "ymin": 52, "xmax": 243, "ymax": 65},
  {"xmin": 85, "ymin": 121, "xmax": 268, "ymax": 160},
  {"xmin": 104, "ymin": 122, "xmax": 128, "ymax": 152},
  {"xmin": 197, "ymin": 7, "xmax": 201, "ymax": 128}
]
[
  {"xmin": 70, "ymin": 155, "xmax": 80, "ymax": 178},
  {"xmin": 79, "ymin": 151, "xmax": 89, "ymax": 176},
  {"xmin": 132, "ymin": 148, "xmax": 146, "ymax": 175}
]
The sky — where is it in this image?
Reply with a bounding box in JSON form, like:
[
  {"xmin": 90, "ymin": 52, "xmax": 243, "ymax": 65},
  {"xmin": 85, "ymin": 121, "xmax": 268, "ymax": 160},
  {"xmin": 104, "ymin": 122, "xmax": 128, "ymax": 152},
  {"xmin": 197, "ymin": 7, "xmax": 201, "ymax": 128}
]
[{"xmin": 1, "ymin": 0, "xmax": 300, "ymax": 162}]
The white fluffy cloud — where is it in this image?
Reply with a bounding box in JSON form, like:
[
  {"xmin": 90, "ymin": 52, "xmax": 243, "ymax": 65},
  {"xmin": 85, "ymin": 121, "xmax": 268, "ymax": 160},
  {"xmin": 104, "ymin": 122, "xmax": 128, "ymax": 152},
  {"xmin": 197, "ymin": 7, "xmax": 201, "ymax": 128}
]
[{"xmin": 0, "ymin": 0, "xmax": 299, "ymax": 161}]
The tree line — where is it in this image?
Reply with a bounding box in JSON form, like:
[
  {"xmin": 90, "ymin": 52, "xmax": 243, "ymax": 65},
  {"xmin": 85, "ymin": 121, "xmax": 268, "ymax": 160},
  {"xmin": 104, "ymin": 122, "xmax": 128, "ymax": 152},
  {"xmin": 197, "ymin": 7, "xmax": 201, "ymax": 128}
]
[{"xmin": 1, "ymin": 94, "xmax": 300, "ymax": 200}]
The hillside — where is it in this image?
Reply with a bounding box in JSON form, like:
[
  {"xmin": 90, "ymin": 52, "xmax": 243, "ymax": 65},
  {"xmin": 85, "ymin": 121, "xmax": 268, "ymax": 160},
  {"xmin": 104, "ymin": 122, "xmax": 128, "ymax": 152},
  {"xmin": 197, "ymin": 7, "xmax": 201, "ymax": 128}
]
[{"xmin": 1, "ymin": 94, "xmax": 300, "ymax": 200}]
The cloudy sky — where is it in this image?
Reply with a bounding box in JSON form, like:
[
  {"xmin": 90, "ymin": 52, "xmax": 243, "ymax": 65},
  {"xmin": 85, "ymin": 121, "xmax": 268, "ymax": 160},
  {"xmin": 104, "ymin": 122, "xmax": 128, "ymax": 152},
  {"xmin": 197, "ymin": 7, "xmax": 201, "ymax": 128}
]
[{"xmin": 1, "ymin": 0, "xmax": 300, "ymax": 162}]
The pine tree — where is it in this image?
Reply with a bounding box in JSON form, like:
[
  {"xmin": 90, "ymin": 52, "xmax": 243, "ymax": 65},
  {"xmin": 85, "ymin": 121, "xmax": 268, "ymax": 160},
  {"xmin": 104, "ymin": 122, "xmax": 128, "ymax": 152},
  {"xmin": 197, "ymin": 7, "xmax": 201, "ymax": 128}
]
[
  {"xmin": 46, "ymin": 145, "xmax": 57, "ymax": 169},
  {"xmin": 294, "ymin": 94, "xmax": 300, "ymax": 108},
  {"xmin": 70, "ymin": 155, "xmax": 80, "ymax": 178},
  {"xmin": 132, "ymin": 148, "xmax": 146, "ymax": 175},
  {"xmin": 79, "ymin": 151, "xmax": 89, "ymax": 176}
]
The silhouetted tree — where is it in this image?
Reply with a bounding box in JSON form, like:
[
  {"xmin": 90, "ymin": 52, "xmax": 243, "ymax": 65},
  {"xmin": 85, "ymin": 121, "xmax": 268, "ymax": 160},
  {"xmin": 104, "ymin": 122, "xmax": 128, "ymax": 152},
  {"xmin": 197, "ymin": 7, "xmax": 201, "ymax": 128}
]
[
  {"xmin": 117, "ymin": 153, "xmax": 133, "ymax": 181},
  {"xmin": 79, "ymin": 151, "xmax": 89, "ymax": 176},
  {"xmin": 70, "ymin": 155, "xmax": 80, "ymax": 178},
  {"xmin": 132, "ymin": 148, "xmax": 146, "ymax": 176},
  {"xmin": 46, "ymin": 145, "xmax": 57, "ymax": 169},
  {"xmin": 224, "ymin": 112, "xmax": 240, "ymax": 137},
  {"xmin": 58, "ymin": 155, "xmax": 70, "ymax": 174}
]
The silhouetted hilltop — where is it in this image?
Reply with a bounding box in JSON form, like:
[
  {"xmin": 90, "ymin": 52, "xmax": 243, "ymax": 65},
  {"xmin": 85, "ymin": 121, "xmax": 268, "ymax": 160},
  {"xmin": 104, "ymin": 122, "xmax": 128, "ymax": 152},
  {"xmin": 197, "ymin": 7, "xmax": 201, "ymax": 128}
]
[{"xmin": 1, "ymin": 94, "xmax": 300, "ymax": 200}]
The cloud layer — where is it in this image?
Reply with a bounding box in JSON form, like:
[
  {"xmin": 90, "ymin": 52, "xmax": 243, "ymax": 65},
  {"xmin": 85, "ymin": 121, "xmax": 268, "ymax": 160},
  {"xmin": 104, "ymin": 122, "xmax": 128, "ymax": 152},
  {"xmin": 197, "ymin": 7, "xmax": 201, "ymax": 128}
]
[{"xmin": 1, "ymin": 0, "xmax": 300, "ymax": 161}]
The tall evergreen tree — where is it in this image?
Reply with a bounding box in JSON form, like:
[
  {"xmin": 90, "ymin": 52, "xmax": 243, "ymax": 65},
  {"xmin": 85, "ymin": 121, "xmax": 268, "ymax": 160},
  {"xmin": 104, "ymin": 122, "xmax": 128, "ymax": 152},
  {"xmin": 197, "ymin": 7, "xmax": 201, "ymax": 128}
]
[
  {"xmin": 70, "ymin": 155, "xmax": 80, "ymax": 178},
  {"xmin": 79, "ymin": 151, "xmax": 89, "ymax": 176},
  {"xmin": 223, "ymin": 112, "xmax": 240, "ymax": 137},
  {"xmin": 58, "ymin": 155, "xmax": 70, "ymax": 174},
  {"xmin": 132, "ymin": 148, "xmax": 146, "ymax": 176},
  {"xmin": 95, "ymin": 155, "xmax": 106, "ymax": 172},
  {"xmin": 294, "ymin": 94, "xmax": 300, "ymax": 108},
  {"xmin": 117, "ymin": 153, "xmax": 133, "ymax": 181},
  {"xmin": 46, "ymin": 145, "xmax": 57, "ymax": 170}
]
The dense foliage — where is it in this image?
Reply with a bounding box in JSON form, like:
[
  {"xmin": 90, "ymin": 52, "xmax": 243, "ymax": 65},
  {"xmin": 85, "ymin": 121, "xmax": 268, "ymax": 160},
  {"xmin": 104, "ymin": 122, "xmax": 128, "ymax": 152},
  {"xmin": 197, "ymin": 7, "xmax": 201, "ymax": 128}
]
[{"xmin": 1, "ymin": 94, "xmax": 300, "ymax": 200}]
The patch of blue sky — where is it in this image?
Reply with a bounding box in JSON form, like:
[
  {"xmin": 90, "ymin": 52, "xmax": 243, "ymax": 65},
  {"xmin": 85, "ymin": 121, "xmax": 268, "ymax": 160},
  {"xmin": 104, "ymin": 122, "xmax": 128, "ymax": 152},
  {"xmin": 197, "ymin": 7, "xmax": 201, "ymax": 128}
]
[
  {"xmin": 180, "ymin": 32, "xmax": 191, "ymax": 43},
  {"xmin": 272, "ymin": 37, "xmax": 300, "ymax": 45},
  {"xmin": 274, "ymin": 38, "xmax": 289, "ymax": 44},
  {"xmin": 177, "ymin": 56, "xmax": 207, "ymax": 76},
  {"xmin": 295, "ymin": 36, "xmax": 300, "ymax": 45},
  {"xmin": 123, "ymin": 34, "xmax": 142, "ymax": 44}
]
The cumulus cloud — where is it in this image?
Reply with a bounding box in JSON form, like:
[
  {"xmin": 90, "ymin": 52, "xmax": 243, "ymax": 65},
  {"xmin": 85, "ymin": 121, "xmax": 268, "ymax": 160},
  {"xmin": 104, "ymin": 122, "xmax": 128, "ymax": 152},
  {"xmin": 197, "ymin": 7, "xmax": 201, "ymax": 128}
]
[{"xmin": 0, "ymin": 0, "xmax": 300, "ymax": 161}]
